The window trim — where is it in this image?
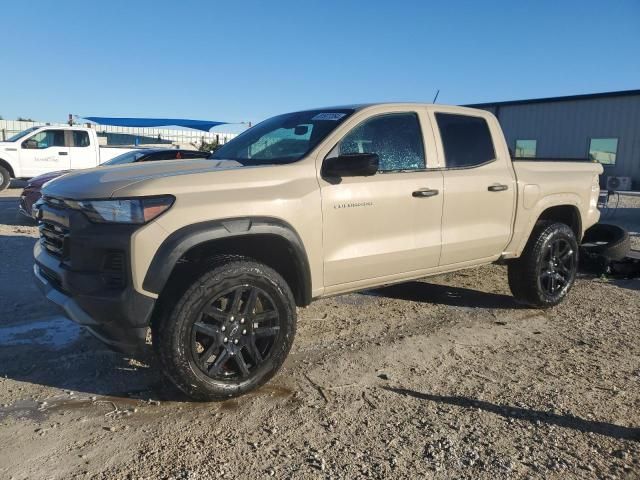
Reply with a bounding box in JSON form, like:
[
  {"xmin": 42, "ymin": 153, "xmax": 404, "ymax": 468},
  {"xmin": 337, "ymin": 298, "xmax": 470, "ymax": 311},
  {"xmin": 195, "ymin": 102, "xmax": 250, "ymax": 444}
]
[
  {"xmin": 323, "ymin": 111, "xmax": 428, "ymax": 175},
  {"xmin": 514, "ymin": 139, "xmax": 537, "ymax": 159},
  {"xmin": 588, "ymin": 137, "xmax": 618, "ymax": 166},
  {"xmin": 433, "ymin": 112, "xmax": 497, "ymax": 171},
  {"xmin": 21, "ymin": 129, "xmax": 67, "ymax": 150},
  {"xmin": 71, "ymin": 130, "xmax": 91, "ymax": 148}
]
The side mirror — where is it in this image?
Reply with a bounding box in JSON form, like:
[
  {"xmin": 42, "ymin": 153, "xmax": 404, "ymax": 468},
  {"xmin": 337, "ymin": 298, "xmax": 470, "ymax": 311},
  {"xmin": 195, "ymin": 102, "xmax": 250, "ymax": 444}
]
[
  {"xmin": 322, "ymin": 153, "xmax": 379, "ymax": 178},
  {"xmin": 23, "ymin": 139, "xmax": 38, "ymax": 149}
]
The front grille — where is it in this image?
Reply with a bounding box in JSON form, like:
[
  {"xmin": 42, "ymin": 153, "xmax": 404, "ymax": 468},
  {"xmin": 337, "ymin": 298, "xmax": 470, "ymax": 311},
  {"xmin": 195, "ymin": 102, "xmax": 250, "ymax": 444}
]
[{"xmin": 39, "ymin": 221, "xmax": 69, "ymax": 259}]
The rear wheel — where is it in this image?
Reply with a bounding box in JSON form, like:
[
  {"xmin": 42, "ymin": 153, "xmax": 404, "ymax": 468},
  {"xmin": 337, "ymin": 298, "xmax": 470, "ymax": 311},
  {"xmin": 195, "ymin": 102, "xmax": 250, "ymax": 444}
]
[
  {"xmin": 154, "ymin": 257, "xmax": 296, "ymax": 401},
  {"xmin": 0, "ymin": 166, "xmax": 10, "ymax": 191},
  {"xmin": 508, "ymin": 222, "xmax": 578, "ymax": 308}
]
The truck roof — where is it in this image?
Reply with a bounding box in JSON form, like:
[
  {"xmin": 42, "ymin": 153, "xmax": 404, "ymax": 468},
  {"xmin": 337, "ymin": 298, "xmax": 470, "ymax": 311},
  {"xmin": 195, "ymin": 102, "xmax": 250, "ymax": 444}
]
[
  {"xmin": 296, "ymin": 103, "xmax": 485, "ymax": 114},
  {"xmin": 29, "ymin": 124, "xmax": 97, "ymax": 131}
]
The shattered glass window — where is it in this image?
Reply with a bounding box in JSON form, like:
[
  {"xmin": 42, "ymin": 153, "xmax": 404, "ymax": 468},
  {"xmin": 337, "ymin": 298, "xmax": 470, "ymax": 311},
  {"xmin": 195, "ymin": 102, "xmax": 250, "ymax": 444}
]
[{"xmin": 339, "ymin": 113, "xmax": 426, "ymax": 172}]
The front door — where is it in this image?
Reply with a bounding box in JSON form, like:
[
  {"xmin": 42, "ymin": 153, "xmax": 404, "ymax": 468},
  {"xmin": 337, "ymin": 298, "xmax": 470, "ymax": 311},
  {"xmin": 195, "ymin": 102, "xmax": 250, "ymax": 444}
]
[
  {"xmin": 19, "ymin": 129, "xmax": 70, "ymax": 177},
  {"xmin": 320, "ymin": 111, "xmax": 443, "ymax": 287}
]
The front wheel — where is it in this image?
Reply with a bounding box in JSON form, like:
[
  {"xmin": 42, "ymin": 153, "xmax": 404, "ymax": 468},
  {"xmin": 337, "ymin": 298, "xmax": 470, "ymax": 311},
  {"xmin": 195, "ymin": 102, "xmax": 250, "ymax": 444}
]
[
  {"xmin": 0, "ymin": 166, "xmax": 10, "ymax": 191},
  {"xmin": 508, "ymin": 222, "xmax": 579, "ymax": 308},
  {"xmin": 154, "ymin": 258, "xmax": 297, "ymax": 400}
]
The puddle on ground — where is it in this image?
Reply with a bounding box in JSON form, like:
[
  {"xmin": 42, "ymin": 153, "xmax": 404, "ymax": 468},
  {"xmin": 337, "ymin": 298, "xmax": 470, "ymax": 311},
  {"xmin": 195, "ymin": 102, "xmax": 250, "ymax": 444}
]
[
  {"xmin": 0, "ymin": 393, "xmax": 143, "ymax": 422},
  {"xmin": 0, "ymin": 315, "xmax": 80, "ymax": 349}
]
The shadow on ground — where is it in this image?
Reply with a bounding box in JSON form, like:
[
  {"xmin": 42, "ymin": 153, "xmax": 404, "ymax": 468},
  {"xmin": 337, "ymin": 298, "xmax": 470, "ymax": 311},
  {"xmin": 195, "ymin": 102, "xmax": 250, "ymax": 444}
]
[
  {"xmin": 384, "ymin": 386, "xmax": 640, "ymax": 442},
  {"xmin": 367, "ymin": 281, "xmax": 525, "ymax": 310},
  {"xmin": 0, "ymin": 190, "xmax": 34, "ymax": 226}
]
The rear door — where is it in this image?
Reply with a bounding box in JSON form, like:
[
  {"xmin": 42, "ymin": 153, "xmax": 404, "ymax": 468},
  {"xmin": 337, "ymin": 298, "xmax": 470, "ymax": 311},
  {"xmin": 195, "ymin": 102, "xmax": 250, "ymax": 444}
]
[
  {"xmin": 68, "ymin": 130, "xmax": 97, "ymax": 170},
  {"xmin": 319, "ymin": 109, "xmax": 444, "ymax": 288},
  {"xmin": 19, "ymin": 129, "xmax": 70, "ymax": 177},
  {"xmin": 432, "ymin": 109, "xmax": 516, "ymax": 265}
]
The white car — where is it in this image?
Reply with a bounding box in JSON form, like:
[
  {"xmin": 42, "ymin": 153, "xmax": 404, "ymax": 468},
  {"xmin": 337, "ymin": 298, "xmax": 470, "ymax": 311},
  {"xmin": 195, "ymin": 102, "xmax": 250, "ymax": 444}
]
[{"xmin": 0, "ymin": 126, "xmax": 136, "ymax": 190}]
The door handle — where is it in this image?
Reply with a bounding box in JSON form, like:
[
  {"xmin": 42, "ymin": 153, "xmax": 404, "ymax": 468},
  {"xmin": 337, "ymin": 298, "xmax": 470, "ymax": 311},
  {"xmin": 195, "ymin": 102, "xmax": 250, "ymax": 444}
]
[
  {"xmin": 59, "ymin": 152, "xmax": 68, "ymax": 156},
  {"xmin": 488, "ymin": 184, "xmax": 508, "ymax": 192},
  {"xmin": 412, "ymin": 188, "xmax": 439, "ymax": 198}
]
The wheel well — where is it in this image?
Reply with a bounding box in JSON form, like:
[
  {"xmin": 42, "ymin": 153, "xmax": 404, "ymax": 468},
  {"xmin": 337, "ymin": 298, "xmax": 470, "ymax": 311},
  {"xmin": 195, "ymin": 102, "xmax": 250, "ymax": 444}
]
[
  {"xmin": 158, "ymin": 234, "xmax": 310, "ymax": 308},
  {"xmin": 537, "ymin": 205, "xmax": 582, "ymax": 240},
  {"xmin": 0, "ymin": 158, "xmax": 15, "ymax": 177}
]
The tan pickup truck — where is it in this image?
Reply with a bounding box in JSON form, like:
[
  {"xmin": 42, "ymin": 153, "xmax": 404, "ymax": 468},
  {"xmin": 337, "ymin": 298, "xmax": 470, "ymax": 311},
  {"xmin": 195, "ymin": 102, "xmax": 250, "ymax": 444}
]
[{"xmin": 34, "ymin": 103, "xmax": 602, "ymax": 400}]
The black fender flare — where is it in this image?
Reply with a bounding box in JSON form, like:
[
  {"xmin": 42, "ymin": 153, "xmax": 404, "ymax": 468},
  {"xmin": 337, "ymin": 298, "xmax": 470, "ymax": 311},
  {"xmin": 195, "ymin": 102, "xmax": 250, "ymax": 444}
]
[{"xmin": 142, "ymin": 216, "xmax": 312, "ymax": 305}]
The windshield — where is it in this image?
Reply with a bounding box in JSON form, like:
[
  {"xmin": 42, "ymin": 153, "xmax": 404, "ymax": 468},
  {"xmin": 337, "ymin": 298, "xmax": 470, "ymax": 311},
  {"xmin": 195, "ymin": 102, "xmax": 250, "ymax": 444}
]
[
  {"xmin": 212, "ymin": 109, "xmax": 355, "ymax": 165},
  {"xmin": 6, "ymin": 127, "xmax": 40, "ymax": 142},
  {"xmin": 102, "ymin": 149, "xmax": 153, "ymax": 165}
]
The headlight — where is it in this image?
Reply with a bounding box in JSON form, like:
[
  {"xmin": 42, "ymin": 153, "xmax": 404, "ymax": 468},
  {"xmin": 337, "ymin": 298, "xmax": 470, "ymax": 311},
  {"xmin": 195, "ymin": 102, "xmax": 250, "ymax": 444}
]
[{"xmin": 75, "ymin": 196, "xmax": 175, "ymax": 224}]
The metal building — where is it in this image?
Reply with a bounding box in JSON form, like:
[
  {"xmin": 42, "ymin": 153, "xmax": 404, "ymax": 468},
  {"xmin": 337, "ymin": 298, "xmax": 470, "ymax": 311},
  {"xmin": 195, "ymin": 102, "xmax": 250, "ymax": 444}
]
[{"xmin": 467, "ymin": 89, "xmax": 640, "ymax": 190}]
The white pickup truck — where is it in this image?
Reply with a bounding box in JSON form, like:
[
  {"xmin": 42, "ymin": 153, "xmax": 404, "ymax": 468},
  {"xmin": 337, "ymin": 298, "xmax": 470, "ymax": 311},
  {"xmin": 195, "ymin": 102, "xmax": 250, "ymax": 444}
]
[{"xmin": 0, "ymin": 126, "xmax": 135, "ymax": 190}]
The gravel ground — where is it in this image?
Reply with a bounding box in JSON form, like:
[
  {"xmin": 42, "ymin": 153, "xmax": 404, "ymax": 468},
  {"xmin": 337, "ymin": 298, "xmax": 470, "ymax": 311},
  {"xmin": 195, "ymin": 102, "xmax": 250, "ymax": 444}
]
[{"xmin": 0, "ymin": 182, "xmax": 638, "ymax": 480}]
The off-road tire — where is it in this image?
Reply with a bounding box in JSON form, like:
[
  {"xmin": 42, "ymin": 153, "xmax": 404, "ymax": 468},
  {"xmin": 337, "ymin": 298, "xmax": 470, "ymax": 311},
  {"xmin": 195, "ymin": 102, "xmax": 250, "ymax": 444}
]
[
  {"xmin": 508, "ymin": 222, "xmax": 578, "ymax": 308},
  {"xmin": 580, "ymin": 223, "xmax": 630, "ymax": 262},
  {"xmin": 0, "ymin": 166, "xmax": 10, "ymax": 191},
  {"xmin": 154, "ymin": 257, "xmax": 297, "ymax": 401}
]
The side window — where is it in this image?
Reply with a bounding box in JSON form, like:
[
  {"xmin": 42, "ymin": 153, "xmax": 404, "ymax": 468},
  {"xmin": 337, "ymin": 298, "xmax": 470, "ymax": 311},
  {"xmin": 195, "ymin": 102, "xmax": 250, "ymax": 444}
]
[
  {"xmin": 72, "ymin": 131, "xmax": 90, "ymax": 147},
  {"xmin": 337, "ymin": 113, "xmax": 425, "ymax": 172},
  {"xmin": 435, "ymin": 113, "xmax": 495, "ymax": 168},
  {"xmin": 22, "ymin": 130, "xmax": 65, "ymax": 149}
]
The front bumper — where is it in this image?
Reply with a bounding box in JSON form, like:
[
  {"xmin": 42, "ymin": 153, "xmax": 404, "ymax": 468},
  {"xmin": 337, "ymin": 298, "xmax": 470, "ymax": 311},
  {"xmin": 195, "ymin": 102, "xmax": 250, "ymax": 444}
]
[{"xmin": 32, "ymin": 201, "xmax": 156, "ymax": 354}]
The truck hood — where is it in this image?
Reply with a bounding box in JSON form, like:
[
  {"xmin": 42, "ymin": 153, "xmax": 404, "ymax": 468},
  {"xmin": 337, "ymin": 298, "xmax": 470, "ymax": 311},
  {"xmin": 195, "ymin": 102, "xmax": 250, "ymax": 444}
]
[
  {"xmin": 42, "ymin": 159, "xmax": 243, "ymax": 199},
  {"xmin": 27, "ymin": 170, "xmax": 71, "ymax": 188}
]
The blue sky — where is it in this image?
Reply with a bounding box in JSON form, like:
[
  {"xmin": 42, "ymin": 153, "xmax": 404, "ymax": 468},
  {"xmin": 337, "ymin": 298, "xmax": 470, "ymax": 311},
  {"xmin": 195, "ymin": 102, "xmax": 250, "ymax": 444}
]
[{"xmin": 0, "ymin": 0, "xmax": 638, "ymax": 132}]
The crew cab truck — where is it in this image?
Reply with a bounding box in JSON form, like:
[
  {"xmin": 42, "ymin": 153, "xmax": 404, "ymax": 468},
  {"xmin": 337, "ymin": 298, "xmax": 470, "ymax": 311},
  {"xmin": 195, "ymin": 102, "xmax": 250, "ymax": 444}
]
[
  {"xmin": 33, "ymin": 104, "xmax": 602, "ymax": 400},
  {"xmin": 0, "ymin": 125, "xmax": 134, "ymax": 190}
]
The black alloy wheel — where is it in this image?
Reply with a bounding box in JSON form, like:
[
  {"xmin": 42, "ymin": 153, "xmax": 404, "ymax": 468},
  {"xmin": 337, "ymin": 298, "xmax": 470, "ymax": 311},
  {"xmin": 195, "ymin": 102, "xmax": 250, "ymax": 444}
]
[
  {"xmin": 191, "ymin": 284, "xmax": 280, "ymax": 380},
  {"xmin": 538, "ymin": 238, "xmax": 576, "ymax": 297}
]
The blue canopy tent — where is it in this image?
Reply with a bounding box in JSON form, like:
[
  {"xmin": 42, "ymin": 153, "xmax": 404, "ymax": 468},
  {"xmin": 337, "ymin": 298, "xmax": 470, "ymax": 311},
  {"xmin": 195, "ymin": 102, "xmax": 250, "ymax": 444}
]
[{"xmin": 82, "ymin": 117, "xmax": 228, "ymax": 132}]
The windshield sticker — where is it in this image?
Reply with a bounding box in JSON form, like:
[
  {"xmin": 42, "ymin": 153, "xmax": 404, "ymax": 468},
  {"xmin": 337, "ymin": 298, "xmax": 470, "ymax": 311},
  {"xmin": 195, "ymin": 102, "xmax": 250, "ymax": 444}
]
[{"xmin": 312, "ymin": 113, "xmax": 347, "ymax": 121}]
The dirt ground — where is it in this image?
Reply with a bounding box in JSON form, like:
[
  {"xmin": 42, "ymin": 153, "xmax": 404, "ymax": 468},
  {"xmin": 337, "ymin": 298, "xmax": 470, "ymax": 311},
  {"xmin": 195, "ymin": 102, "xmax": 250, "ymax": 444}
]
[{"xmin": 0, "ymin": 182, "xmax": 638, "ymax": 480}]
